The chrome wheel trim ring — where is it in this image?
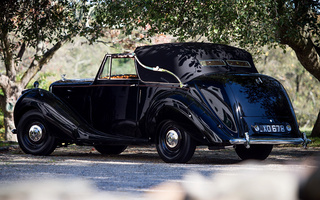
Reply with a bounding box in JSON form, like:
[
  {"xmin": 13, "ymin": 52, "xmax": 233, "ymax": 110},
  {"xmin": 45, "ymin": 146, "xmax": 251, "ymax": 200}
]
[
  {"xmin": 166, "ymin": 130, "xmax": 180, "ymax": 148},
  {"xmin": 29, "ymin": 125, "xmax": 43, "ymax": 142}
]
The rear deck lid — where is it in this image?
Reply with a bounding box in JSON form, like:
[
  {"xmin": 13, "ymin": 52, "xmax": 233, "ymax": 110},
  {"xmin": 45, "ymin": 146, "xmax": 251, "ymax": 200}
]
[
  {"xmin": 227, "ymin": 74, "xmax": 299, "ymax": 137},
  {"xmin": 194, "ymin": 74, "xmax": 299, "ymax": 137}
]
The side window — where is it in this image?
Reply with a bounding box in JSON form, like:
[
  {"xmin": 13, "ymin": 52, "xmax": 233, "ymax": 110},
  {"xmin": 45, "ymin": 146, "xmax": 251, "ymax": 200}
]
[
  {"xmin": 99, "ymin": 56, "xmax": 111, "ymax": 79},
  {"xmin": 99, "ymin": 57, "xmax": 137, "ymax": 79},
  {"xmin": 111, "ymin": 57, "xmax": 137, "ymax": 79}
]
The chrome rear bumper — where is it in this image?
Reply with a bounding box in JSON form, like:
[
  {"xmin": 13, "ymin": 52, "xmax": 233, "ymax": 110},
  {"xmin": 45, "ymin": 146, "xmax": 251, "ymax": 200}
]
[{"xmin": 229, "ymin": 132, "xmax": 311, "ymax": 148}]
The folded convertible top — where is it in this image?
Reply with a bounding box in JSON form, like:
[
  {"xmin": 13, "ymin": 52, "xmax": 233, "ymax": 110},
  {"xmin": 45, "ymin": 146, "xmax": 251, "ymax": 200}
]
[{"xmin": 134, "ymin": 43, "xmax": 258, "ymax": 84}]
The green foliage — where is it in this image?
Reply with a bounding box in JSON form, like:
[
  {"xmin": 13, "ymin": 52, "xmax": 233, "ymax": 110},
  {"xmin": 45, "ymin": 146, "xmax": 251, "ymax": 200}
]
[
  {"xmin": 26, "ymin": 72, "xmax": 56, "ymax": 90},
  {"xmin": 1, "ymin": 0, "xmax": 96, "ymax": 62},
  {"xmin": 42, "ymin": 37, "xmax": 126, "ymax": 79},
  {"xmin": 301, "ymin": 128, "xmax": 320, "ymax": 147},
  {"xmin": 42, "ymin": 28, "xmax": 159, "ymax": 79},
  {"xmin": 96, "ymin": 1, "xmax": 319, "ymax": 49},
  {"xmin": 308, "ymin": 137, "xmax": 320, "ymax": 147},
  {"xmin": 0, "ymin": 141, "xmax": 17, "ymax": 147}
]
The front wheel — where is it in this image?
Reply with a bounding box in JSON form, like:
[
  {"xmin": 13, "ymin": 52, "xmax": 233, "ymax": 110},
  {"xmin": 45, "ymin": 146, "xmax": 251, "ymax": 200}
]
[
  {"xmin": 235, "ymin": 144, "xmax": 273, "ymax": 160},
  {"xmin": 156, "ymin": 120, "xmax": 196, "ymax": 163},
  {"xmin": 17, "ymin": 110, "xmax": 57, "ymax": 155}
]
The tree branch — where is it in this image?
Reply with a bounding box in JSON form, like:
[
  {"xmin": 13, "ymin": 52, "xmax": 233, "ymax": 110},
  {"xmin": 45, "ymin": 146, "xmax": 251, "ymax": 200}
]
[
  {"xmin": 288, "ymin": 37, "xmax": 320, "ymax": 82},
  {"xmin": 17, "ymin": 42, "xmax": 26, "ymax": 60},
  {"xmin": 0, "ymin": 74, "xmax": 11, "ymax": 91},
  {"xmin": 19, "ymin": 40, "xmax": 65, "ymax": 88},
  {"xmin": 0, "ymin": 30, "xmax": 16, "ymax": 81}
]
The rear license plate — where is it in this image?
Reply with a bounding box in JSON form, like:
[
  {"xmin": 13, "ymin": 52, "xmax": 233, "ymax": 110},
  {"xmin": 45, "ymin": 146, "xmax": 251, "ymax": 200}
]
[{"xmin": 259, "ymin": 125, "xmax": 286, "ymax": 133}]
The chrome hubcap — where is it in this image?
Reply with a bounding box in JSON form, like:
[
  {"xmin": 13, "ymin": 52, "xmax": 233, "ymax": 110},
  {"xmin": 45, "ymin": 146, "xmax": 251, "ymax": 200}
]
[
  {"xmin": 166, "ymin": 130, "xmax": 179, "ymax": 148},
  {"xmin": 29, "ymin": 125, "xmax": 43, "ymax": 142}
]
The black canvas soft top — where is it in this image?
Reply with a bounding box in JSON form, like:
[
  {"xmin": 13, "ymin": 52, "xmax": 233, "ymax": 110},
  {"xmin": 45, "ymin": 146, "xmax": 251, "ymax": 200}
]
[{"xmin": 134, "ymin": 42, "xmax": 258, "ymax": 84}]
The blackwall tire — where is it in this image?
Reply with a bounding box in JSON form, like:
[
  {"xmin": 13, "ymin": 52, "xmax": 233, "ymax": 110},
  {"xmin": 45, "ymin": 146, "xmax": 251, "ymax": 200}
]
[
  {"xmin": 156, "ymin": 120, "xmax": 196, "ymax": 163},
  {"xmin": 17, "ymin": 110, "xmax": 57, "ymax": 155},
  {"xmin": 94, "ymin": 145, "xmax": 127, "ymax": 155},
  {"xmin": 235, "ymin": 144, "xmax": 273, "ymax": 160}
]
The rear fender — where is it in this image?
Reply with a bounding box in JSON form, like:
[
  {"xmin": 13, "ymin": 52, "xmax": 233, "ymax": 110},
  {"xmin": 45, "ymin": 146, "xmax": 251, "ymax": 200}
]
[{"xmin": 146, "ymin": 93, "xmax": 233, "ymax": 145}]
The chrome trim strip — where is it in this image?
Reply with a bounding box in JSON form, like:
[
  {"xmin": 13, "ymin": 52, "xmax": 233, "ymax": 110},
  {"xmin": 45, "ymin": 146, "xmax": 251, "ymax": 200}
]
[
  {"xmin": 244, "ymin": 132, "xmax": 250, "ymax": 148},
  {"xmin": 230, "ymin": 138, "xmax": 305, "ymax": 145},
  {"xmin": 134, "ymin": 53, "xmax": 186, "ymax": 88}
]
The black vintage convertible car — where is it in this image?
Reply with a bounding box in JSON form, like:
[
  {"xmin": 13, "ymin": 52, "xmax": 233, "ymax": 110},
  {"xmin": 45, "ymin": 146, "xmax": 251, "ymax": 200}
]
[{"xmin": 13, "ymin": 43, "xmax": 309, "ymax": 163}]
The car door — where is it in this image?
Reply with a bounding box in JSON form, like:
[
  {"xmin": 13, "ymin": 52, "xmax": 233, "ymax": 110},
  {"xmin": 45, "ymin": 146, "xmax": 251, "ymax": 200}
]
[{"xmin": 90, "ymin": 56, "xmax": 140, "ymax": 137}]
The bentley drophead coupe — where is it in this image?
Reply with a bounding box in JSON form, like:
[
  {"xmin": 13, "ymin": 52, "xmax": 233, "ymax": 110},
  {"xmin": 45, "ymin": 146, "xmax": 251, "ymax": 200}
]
[{"xmin": 13, "ymin": 43, "xmax": 309, "ymax": 163}]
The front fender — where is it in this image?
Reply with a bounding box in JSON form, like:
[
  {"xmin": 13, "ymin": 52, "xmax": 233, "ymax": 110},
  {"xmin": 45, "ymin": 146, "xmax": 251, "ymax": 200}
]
[
  {"xmin": 14, "ymin": 88, "xmax": 84, "ymax": 141},
  {"xmin": 14, "ymin": 88, "xmax": 147, "ymax": 144}
]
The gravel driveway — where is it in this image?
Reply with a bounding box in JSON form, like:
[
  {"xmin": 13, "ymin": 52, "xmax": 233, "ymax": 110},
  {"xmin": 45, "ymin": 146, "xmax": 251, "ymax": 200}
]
[{"xmin": 1, "ymin": 145, "xmax": 320, "ymax": 199}]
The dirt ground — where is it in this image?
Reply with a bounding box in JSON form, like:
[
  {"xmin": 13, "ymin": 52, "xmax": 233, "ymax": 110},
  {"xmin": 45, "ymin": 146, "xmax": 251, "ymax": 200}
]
[
  {"xmin": 1, "ymin": 144, "xmax": 320, "ymax": 200},
  {"xmin": 2, "ymin": 144, "xmax": 320, "ymax": 165}
]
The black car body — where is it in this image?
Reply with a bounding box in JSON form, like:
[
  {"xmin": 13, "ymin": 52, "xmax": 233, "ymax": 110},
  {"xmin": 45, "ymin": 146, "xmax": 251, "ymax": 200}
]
[{"xmin": 13, "ymin": 43, "xmax": 309, "ymax": 163}]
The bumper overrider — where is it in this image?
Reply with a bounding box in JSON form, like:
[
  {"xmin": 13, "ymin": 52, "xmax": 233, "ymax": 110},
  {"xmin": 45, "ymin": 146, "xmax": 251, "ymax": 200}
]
[{"xmin": 229, "ymin": 132, "xmax": 311, "ymax": 149}]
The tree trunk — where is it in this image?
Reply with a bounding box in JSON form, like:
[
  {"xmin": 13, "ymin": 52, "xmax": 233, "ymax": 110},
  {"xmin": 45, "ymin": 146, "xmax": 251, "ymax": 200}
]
[
  {"xmin": 287, "ymin": 38, "xmax": 320, "ymax": 137},
  {"xmin": 276, "ymin": 0, "xmax": 320, "ymax": 137},
  {"xmin": 0, "ymin": 40, "xmax": 65, "ymax": 141},
  {"xmin": 0, "ymin": 82, "xmax": 23, "ymax": 142},
  {"xmin": 311, "ymin": 111, "xmax": 320, "ymax": 137},
  {"xmin": 3, "ymin": 110, "xmax": 16, "ymax": 141},
  {"xmin": 0, "ymin": 95, "xmax": 18, "ymax": 141}
]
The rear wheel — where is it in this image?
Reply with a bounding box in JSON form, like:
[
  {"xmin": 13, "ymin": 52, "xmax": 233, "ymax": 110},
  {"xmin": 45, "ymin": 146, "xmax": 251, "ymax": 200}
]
[
  {"xmin": 156, "ymin": 120, "xmax": 196, "ymax": 163},
  {"xmin": 17, "ymin": 110, "xmax": 57, "ymax": 155},
  {"xmin": 94, "ymin": 145, "xmax": 127, "ymax": 155},
  {"xmin": 235, "ymin": 144, "xmax": 273, "ymax": 160}
]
